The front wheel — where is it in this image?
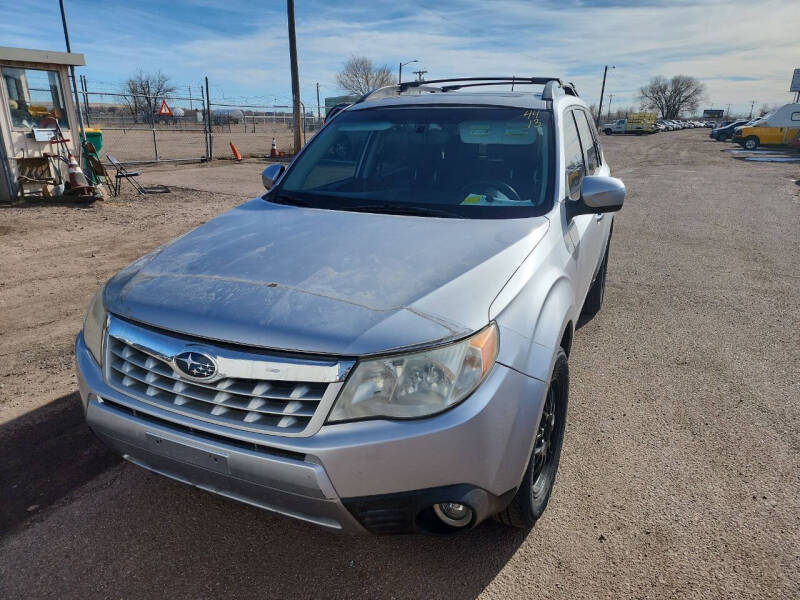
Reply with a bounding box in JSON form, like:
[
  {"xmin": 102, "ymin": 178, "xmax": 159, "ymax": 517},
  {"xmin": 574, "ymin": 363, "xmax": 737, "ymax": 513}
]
[
  {"xmin": 744, "ymin": 136, "xmax": 759, "ymax": 150},
  {"xmin": 495, "ymin": 349, "xmax": 569, "ymax": 529}
]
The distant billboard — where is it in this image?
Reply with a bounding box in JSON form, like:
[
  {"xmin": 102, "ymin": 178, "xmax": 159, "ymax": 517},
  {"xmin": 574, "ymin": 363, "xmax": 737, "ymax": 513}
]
[
  {"xmin": 703, "ymin": 109, "xmax": 724, "ymax": 119},
  {"xmin": 791, "ymin": 68, "xmax": 800, "ymax": 92}
]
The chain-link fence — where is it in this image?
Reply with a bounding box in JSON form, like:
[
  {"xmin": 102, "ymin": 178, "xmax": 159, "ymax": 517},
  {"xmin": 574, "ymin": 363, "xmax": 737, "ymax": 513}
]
[
  {"xmin": 206, "ymin": 100, "xmax": 321, "ymax": 160},
  {"xmin": 78, "ymin": 79, "xmax": 322, "ymax": 163}
]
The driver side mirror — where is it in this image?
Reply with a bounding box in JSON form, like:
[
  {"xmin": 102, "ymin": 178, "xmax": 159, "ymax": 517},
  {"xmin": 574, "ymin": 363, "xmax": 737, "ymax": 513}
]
[
  {"xmin": 567, "ymin": 175, "xmax": 625, "ymax": 221},
  {"xmin": 262, "ymin": 164, "xmax": 285, "ymax": 190}
]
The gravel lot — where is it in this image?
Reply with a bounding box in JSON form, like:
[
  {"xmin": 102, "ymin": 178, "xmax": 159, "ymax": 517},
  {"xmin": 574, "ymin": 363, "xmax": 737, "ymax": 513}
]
[
  {"xmin": 98, "ymin": 123, "xmax": 301, "ymax": 162},
  {"xmin": 1, "ymin": 130, "xmax": 798, "ymax": 599}
]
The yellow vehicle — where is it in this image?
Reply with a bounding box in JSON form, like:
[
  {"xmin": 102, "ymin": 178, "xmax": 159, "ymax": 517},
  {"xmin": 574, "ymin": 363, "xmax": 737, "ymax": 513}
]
[
  {"xmin": 734, "ymin": 103, "xmax": 800, "ymax": 150},
  {"xmin": 601, "ymin": 112, "xmax": 657, "ymax": 135}
]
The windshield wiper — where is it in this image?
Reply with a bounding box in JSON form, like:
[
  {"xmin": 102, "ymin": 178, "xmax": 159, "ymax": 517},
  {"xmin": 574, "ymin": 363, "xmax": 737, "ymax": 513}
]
[
  {"xmin": 340, "ymin": 203, "xmax": 460, "ymax": 218},
  {"xmin": 270, "ymin": 192, "xmax": 313, "ymax": 207}
]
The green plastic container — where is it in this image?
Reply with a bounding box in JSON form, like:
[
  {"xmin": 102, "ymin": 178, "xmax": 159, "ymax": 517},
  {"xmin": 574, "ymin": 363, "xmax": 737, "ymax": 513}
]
[{"xmin": 84, "ymin": 128, "xmax": 103, "ymax": 156}]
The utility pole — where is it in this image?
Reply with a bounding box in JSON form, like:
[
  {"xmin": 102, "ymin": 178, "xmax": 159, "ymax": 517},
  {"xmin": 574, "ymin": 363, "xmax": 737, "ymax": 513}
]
[
  {"xmin": 413, "ymin": 69, "xmax": 427, "ymax": 82},
  {"xmin": 749, "ymin": 100, "xmax": 755, "ymax": 119},
  {"xmin": 316, "ymin": 82, "xmax": 321, "ymax": 121},
  {"xmin": 606, "ymin": 93, "xmax": 614, "ymax": 119},
  {"xmin": 59, "ymin": 0, "xmax": 86, "ymax": 150},
  {"xmin": 188, "ymin": 85, "xmax": 193, "ymax": 110},
  {"xmin": 596, "ymin": 65, "xmax": 615, "ymax": 126},
  {"xmin": 287, "ymin": 0, "xmax": 302, "ymax": 153},
  {"xmin": 725, "ymin": 103, "xmax": 731, "ymax": 120}
]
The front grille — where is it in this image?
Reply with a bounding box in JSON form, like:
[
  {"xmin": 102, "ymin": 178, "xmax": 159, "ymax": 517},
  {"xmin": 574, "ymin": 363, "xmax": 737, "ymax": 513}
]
[
  {"xmin": 101, "ymin": 398, "xmax": 307, "ymax": 462},
  {"xmin": 107, "ymin": 336, "xmax": 330, "ymax": 435}
]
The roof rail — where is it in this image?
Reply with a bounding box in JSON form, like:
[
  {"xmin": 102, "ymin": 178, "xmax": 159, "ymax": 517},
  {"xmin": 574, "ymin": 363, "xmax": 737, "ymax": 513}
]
[
  {"xmin": 542, "ymin": 80, "xmax": 580, "ymax": 100},
  {"xmin": 353, "ymin": 84, "xmax": 442, "ymax": 105},
  {"xmin": 354, "ymin": 77, "xmax": 579, "ymax": 105}
]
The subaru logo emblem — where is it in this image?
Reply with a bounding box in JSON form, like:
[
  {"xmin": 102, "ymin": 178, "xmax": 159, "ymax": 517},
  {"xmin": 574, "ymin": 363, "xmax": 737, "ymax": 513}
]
[{"xmin": 174, "ymin": 351, "xmax": 217, "ymax": 380}]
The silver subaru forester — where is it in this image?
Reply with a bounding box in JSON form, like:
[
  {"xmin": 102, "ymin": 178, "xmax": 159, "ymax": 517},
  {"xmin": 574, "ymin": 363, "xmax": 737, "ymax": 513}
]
[{"xmin": 76, "ymin": 77, "xmax": 624, "ymax": 534}]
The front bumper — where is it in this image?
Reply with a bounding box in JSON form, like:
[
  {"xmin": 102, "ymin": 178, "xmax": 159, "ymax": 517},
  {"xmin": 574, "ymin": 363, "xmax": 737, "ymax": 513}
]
[{"xmin": 76, "ymin": 333, "xmax": 546, "ymax": 533}]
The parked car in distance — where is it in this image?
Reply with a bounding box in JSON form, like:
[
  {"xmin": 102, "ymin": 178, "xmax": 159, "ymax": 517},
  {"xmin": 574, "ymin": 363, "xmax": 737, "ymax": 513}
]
[
  {"xmin": 75, "ymin": 76, "xmax": 625, "ymax": 535},
  {"xmin": 658, "ymin": 120, "xmax": 674, "ymax": 131},
  {"xmin": 733, "ymin": 103, "xmax": 800, "ymax": 150},
  {"xmin": 710, "ymin": 119, "xmax": 747, "ymax": 141}
]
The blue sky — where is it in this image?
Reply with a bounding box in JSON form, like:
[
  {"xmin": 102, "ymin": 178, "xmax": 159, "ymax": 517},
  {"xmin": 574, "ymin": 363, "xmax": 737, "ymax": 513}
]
[{"xmin": 1, "ymin": 0, "xmax": 798, "ymax": 115}]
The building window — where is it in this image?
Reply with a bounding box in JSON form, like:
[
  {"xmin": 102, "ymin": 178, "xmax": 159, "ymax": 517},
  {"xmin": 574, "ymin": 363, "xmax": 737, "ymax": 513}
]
[{"xmin": 2, "ymin": 67, "xmax": 69, "ymax": 129}]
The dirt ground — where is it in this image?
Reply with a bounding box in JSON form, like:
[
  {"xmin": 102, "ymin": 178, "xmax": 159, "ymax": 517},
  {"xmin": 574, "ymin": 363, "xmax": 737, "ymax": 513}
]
[
  {"xmin": 1, "ymin": 130, "xmax": 799, "ymax": 599},
  {"xmin": 98, "ymin": 122, "xmax": 305, "ymax": 162}
]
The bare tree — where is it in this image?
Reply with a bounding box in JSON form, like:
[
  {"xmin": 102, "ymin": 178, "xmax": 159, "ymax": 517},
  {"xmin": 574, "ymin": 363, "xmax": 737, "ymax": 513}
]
[
  {"xmin": 121, "ymin": 70, "xmax": 176, "ymax": 123},
  {"xmin": 336, "ymin": 56, "xmax": 396, "ymax": 96},
  {"xmin": 758, "ymin": 104, "xmax": 775, "ymax": 117},
  {"xmin": 639, "ymin": 75, "xmax": 705, "ymax": 119}
]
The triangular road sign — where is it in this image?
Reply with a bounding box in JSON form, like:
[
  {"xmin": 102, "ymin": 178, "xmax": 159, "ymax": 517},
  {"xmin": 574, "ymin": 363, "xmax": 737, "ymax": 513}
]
[{"xmin": 158, "ymin": 99, "xmax": 172, "ymax": 116}]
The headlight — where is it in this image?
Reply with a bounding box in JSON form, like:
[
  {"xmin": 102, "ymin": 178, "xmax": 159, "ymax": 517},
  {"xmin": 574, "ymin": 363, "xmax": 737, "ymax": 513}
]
[
  {"xmin": 328, "ymin": 323, "xmax": 498, "ymax": 422},
  {"xmin": 83, "ymin": 287, "xmax": 107, "ymax": 366}
]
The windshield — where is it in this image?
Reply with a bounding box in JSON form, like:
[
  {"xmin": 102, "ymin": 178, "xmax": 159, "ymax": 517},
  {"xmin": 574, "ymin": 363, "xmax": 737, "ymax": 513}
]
[{"xmin": 272, "ymin": 106, "xmax": 554, "ymax": 218}]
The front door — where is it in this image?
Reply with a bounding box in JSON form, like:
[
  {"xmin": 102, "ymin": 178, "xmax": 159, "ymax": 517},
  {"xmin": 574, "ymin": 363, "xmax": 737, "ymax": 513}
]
[{"xmin": 562, "ymin": 108, "xmax": 605, "ymax": 298}]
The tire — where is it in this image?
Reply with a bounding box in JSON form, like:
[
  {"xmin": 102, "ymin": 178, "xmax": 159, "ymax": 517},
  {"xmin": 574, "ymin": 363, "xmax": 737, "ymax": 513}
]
[
  {"xmin": 581, "ymin": 232, "xmax": 611, "ymax": 316},
  {"xmin": 604, "ymin": 128, "xmax": 613, "ymax": 135},
  {"xmin": 744, "ymin": 136, "xmax": 759, "ymax": 150},
  {"xmin": 495, "ymin": 349, "xmax": 569, "ymax": 529}
]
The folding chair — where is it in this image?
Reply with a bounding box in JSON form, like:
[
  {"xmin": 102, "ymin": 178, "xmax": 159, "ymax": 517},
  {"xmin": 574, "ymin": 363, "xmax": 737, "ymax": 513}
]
[{"xmin": 106, "ymin": 154, "xmax": 145, "ymax": 195}]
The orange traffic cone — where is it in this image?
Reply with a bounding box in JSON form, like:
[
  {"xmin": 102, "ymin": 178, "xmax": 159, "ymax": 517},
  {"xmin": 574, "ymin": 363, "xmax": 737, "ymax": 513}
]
[
  {"xmin": 66, "ymin": 152, "xmax": 90, "ymax": 192},
  {"xmin": 270, "ymin": 137, "xmax": 278, "ymax": 158},
  {"xmin": 229, "ymin": 141, "xmax": 242, "ymax": 161}
]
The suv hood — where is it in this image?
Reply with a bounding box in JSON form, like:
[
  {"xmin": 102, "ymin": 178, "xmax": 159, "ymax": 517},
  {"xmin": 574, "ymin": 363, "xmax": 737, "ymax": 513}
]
[{"xmin": 106, "ymin": 198, "xmax": 548, "ymax": 356}]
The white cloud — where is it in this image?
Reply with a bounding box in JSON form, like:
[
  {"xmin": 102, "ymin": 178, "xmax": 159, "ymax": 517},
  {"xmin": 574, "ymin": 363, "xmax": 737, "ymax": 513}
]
[{"xmin": 2, "ymin": 0, "xmax": 797, "ymax": 114}]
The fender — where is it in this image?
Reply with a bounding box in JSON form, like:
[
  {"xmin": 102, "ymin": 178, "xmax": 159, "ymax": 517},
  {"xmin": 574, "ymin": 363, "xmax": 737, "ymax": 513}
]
[
  {"xmin": 490, "ymin": 230, "xmax": 578, "ymax": 383},
  {"xmin": 526, "ymin": 274, "xmax": 576, "ymax": 382}
]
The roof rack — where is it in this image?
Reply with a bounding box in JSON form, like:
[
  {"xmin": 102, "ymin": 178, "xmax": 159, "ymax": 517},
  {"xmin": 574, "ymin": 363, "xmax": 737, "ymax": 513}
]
[{"xmin": 353, "ymin": 76, "xmax": 579, "ymax": 105}]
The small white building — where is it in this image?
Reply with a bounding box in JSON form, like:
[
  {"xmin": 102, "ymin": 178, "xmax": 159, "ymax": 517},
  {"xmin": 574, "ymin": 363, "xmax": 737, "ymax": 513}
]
[{"xmin": 0, "ymin": 46, "xmax": 85, "ymax": 202}]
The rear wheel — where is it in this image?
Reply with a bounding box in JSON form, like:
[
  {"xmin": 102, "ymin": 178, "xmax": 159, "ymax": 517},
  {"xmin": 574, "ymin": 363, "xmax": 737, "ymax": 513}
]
[
  {"xmin": 744, "ymin": 136, "xmax": 759, "ymax": 150},
  {"xmin": 495, "ymin": 349, "xmax": 569, "ymax": 529},
  {"xmin": 604, "ymin": 128, "xmax": 613, "ymax": 135}
]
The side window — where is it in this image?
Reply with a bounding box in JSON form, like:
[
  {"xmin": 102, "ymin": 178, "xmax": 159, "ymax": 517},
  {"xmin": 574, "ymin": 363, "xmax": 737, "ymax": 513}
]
[
  {"xmin": 562, "ymin": 110, "xmax": 585, "ymax": 200},
  {"xmin": 791, "ymin": 111, "xmax": 800, "ymax": 122},
  {"xmin": 574, "ymin": 110, "xmax": 600, "ymax": 173}
]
